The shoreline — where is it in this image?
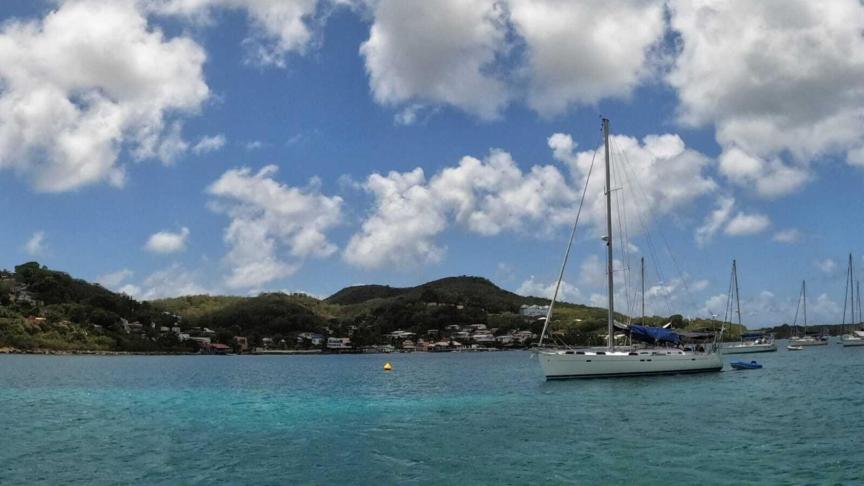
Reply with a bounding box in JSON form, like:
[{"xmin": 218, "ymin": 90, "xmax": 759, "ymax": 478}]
[
  {"xmin": 0, "ymin": 347, "xmax": 524, "ymax": 356},
  {"xmin": 0, "ymin": 347, "xmax": 195, "ymax": 356}
]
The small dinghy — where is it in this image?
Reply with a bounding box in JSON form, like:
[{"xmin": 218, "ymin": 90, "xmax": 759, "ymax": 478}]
[
  {"xmin": 787, "ymin": 345, "xmax": 804, "ymax": 351},
  {"xmin": 730, "ymin": 360, "xmax": 762, "ymax": 370}
]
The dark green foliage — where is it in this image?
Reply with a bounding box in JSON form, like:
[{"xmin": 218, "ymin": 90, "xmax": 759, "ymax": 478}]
[
  {"xmin": 197, "ymin": 293, "xmax": 328, "ymax": 337},
  {"xmin": 325, "ymin": 285, "xmax": 409, "ymax": 305}
]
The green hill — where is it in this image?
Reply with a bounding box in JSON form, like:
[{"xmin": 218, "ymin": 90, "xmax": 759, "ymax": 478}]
[{"xmin": 0, "ymin": 262, "xmax": 747, "ymax": 353}]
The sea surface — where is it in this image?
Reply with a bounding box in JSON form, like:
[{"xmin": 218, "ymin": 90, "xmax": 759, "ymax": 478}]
[{"xmin": 1, "ymin": 343, "xmax": 863, "ymax": 485}]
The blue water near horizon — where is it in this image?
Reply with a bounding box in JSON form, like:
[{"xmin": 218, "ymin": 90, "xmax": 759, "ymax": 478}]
[{"xmin": 2, "ymin": 344, "xmax": 863, "ymax": 484}]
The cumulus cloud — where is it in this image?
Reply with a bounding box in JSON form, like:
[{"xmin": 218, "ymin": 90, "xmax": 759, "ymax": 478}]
[
  {"xmin": 695, "ymin": 196, "xmax": 734, "ymax": 246},
  {"xmin": 773, "ymin": 228, "xmax": 802, "ymax": 244},
  {"xmin": 192, "ymin": 134, "xmax": 226, "ymax": 154},
  {"xmin": 359, "ymin": 0, "xmax": 667, "ymax": 119},
  {"xmin": 668, "ymin": 0, "xmax": 864, "ymax": 196},
  {"xmin": 559, "ymin": 131, "xmax": 716, "ymax": 236},
  {"xmin": 23, "ymin": 231, "xmax": 46, "ymax": 256},
  {"xmin": 717, "ymin": 148, "xmax": 808, "ymax": 198},
  {"xmin": 815, "ymin": 258, "xmax": 837, "ymax": 275},
  {"xmin": 508, "ymin": 0, "xmax": 665, "ymax": 116},
  {"xmin": 516, "ymin": 276, "xmax": 581, "ymax": 303},
  {"xmin": 97, "ymin": 269, "xmax": 134, "ymax": 288},
  {"xmin": 360, "ymin": 0, "xmax": 509, "ymax": 120},
  {"xmin": 724, "ymin": 212, "xmax": 771, "ymax": 236},
  {"xmin": 145, "ymin": 227, "xmax": 190, "ymax": 253},
  {"xmin": 695, "ymin": 197, "xmax": 770, "ymax": 243},
  {"xmin": 208, "ymin": 165, "xmax": 342, "ymax": 288},
  {"xmin": 345, "ymin": 130, "xmax": 714, "ymax": 269},
  {"xmin": 144, "ymin": 0, "xmax": 320, "ymax": 66},
  {"xmin": 343, "ymin": 168, "xmax": 448, "ymax": 268},
  {"xmin": 122, "ymin": 263, "xmax": 209, "ymax": 300},
  {"xmin": 0, "ymin": 0, "xmax": 209, "ymax": 192}
]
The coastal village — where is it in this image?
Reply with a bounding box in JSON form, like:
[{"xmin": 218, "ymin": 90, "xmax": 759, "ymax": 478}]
[
  {"xmin": 1, "ymin": 269, "xmax": 548, "ymax": 354},
  {"xmin": 112, "ymin": 305, "xmax": 545, "ymax": 355}
]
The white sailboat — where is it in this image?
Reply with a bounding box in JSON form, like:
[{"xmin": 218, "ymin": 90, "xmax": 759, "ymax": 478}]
[
  {"xmin": 840, "ymin": 254, "xmax": 864, "ymax": 347},
  {"xmin": 537, "ymin": 118, "xmax": 723, "ymax": 379},
  {"xmin": 720, "ymin": 260, "xmax": 777, "ymax": 354},
  {"xmin": 789, "ymin": 280, "xmax": 827, "ymax": 347}
]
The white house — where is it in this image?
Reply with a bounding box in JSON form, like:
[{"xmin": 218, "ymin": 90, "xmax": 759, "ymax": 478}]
[{"xmin": 327, "ymin": 337, "xmax": 352, "ymax": 350}]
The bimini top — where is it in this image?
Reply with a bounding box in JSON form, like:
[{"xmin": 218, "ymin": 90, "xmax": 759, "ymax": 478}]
[{"xmin": 629, "ymin": 325, "xmax": 681, "ymax": 345}]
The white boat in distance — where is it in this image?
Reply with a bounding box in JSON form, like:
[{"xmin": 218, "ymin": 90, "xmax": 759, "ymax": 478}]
[
  {"xmin": 537, "ymin": 119, "xmax": 723, "ymax": 379},
  {"xmin": 721, "ymin": 339, "xmax": 777, "ymax": 354},
  {"xmin": 839, "ymin": 254, "xmax": 864, "ymax": 347},
  {"xmin": 718, "ymin": 261, "xmax": 777, "ymax": 354},
  {"xmin": 788, "ymin": 280, "xmax": 828, "ymax": 347}
]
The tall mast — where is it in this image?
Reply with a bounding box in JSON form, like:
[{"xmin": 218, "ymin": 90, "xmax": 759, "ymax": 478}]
[
  {"xmin": 603, "ymin": 118, "xmax": 614, "ymax": 352},
  {"xmin": 733, "ymin": 259, "xmax": 742, "ymax": 327},
  {"xmin": 641, "ymin": 256, "xmax": 645, "ymax": 324},
  {"xmin": 858, "ymin": 280, "xmax": 861, "ymax": 326},
  {"xmin": 851, "ymin": 254, "xmax": 855, "ymax": 327},
  {"xmin": 803, "ymin": 280, "xmax": 807, "ymax": 333}
]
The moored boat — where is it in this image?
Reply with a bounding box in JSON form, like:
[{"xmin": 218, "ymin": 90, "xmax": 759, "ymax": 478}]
[
  {"xmin": 536, "ymin": 119, "xmax": 724, "ymax": 380},
  {"xmin": 730, "ymin": 360, "xmax": 762, "ymax": 370},
  {"xmin": 839, "ymin": 254, "xmax": 864, "ymax": 347}
]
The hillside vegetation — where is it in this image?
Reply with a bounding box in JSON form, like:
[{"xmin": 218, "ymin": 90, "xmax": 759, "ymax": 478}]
[{"xmin": 1, "ymin": 262, "xmax": 760, "ymax": 353}]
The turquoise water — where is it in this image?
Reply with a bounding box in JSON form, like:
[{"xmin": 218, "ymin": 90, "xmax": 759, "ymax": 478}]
[{"xmin": 1, "ymin": 345, "xmax": 863, "ymax": 484}]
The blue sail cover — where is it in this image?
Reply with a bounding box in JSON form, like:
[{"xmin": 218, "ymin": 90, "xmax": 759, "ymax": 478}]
[
  {"xmin": 629, "ymin": 325, "xmax": 681, "ymax": 345},
  {"xmin": 741, "ymin": 332, "xmax": 765, "ymax": 339}
]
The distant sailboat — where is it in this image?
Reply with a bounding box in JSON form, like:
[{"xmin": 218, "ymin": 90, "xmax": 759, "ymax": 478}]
[
  {"xmin": 789, "ymin": 280, "xmax": 827, "ymax": 347},
  {"xmin": 536, "ymin": 118, "xmax": 723, "ymax": 379},
  {"xmin": 840, "ymin": 253, "xmax": 864, "ymax": 347},
  {"xmin": 720, "ymin": 260, "xmax": 777, "ymax": 354}
]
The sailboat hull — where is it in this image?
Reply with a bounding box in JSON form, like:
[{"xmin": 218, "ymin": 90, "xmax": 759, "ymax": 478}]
[
  {"xmin": 539, "ymin": 350, "xmax": 723, "ymax": 380},
  {"xmin": 720, "ymin": 342, "xmax": 777, "ymax": 354},
  {"xmin": 789, "ymin": 338, "xmax": 827, "ymax": 346}
]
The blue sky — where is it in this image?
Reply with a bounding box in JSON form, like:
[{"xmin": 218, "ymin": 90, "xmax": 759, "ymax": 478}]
[{"xmin": 1, "ymin": 0, "xmax": 863, "ymax": 326}]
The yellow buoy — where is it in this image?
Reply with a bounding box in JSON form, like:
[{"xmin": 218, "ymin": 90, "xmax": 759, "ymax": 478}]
[{"xmin": 383, "ymin": 362, "xmax": 392, "ymax": 371}]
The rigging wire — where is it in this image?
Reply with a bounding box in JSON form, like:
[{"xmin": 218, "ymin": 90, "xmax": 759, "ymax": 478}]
[
  {"xmin": 538, "ymin": 138, "xmax": 601, "ymax": 348},
  {"xmin": 610, "ymin": 137, "xmax": 700, "ymax": 315},
  {"xmin": 609, "ymin": 137, "xmax": 675, "ymax": 318}
]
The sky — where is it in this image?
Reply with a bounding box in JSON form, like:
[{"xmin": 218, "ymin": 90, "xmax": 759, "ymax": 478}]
[{"xmin": 1, "ymin": 0, "xmax": 864, "ymax": 326}]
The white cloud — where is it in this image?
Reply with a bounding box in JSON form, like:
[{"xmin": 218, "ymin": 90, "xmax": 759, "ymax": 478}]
[
  {"xmin": 0, "ymin": 0, "xmax": 209, "ymax": 192},
  {"xmin": 701, "ymin": 293, "xmax": 728, "ymax": 319},
  {"xmin": 773, "ymin": 228, "xmax": 802, "ymax": 244},
  {"xmin": 192, "ymin": 134, "xmax": 226, "ymax": 154},
  {"xmin": 360, "ymin": 0, "xmax": 509, "ymax": 120},
  {"xmin": 695, "ymin": 196, "xmax": 735, "ymax": 246},
  {"xmin": 815, "ymin": 258, "xmax": 837, "ymax": 275},
  {"xmin": 145, "ymin": 0, "xmax": 320, "ymax": 66},
  {"xmin": 577, "ymin": 255, "xmax": 606, "ymax": 288},
  {"xmin": 97, "ymin": 269, "xmax": 134, "ymax": 288},
  {"xmin": 343, "ymin": 167, "xmax": 447, "ymax": 269},
  {"xmin": 668, "ymin": 0, "xmax": 864, "ymax": 196},
  {"xmin": 559, "ymin": 131, "xmax": 716, "ymax": 237},
  {"xmin": 811, "ymin": 293, "xmax": 841, "ymax": 322},
  {"xmin": 345, "ymin": 130, "xmax": 714, "ymax": 269},
  {"xmin": 508, "ymin": 0, "xmax": 665, "ymax": 116},
  {"xmin": 118, "ymin": 284, "xmax": 143, "ymax": 297},
  {"xmin": 208, "ymin": 165, "xmax": 342, "ymax": 288},
  {"xmin": 516, "ymin": 275, "xmax": 581, "ymax": 303},
  {"xmin": 124, "ymin": 263, "xmax": 209, "ymax": 300},
  {"xmin": 145, "ymin": 227, "xmax": 190, "ymax": 253},
  {"xmin": 23, "ymin": 231, "xmax": 46, "ymax": 256},
  {"xmin": 724, "ymin": 212, "xmax": 771, "ymax": 236},
  {"xmin": 717, "ymin": 148, "xmax": 808, "ymax": 198}
]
